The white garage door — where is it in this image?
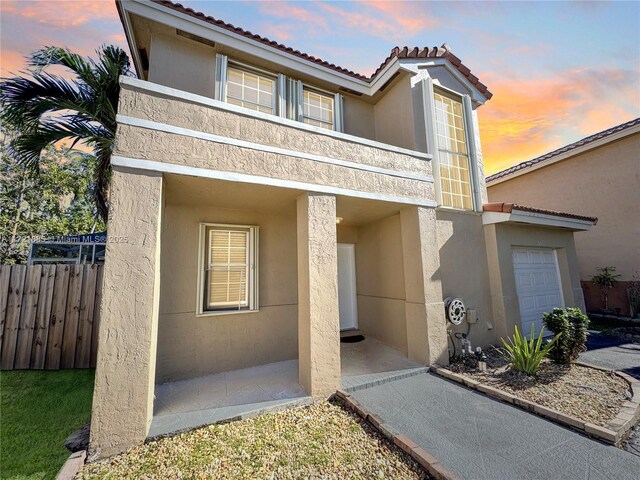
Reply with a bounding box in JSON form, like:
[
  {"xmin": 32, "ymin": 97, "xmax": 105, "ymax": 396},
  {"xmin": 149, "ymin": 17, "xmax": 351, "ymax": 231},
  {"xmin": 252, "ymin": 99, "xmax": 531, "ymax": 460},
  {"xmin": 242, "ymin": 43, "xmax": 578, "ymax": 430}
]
[{"xmin": 512, "ymin": 248, "xmax": 564, "ymax": 337}]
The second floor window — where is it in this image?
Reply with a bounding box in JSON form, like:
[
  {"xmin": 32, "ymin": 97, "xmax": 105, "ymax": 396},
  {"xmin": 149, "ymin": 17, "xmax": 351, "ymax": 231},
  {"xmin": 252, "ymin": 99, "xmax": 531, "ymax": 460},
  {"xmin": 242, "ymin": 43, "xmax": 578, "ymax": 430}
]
[
  {"xmin": 226, "ymin": 65, "xmax": 276, "ymax": 114},
  {"xmin": 434, "ymin": 90, "xmax": 473, "ymax": 210},
  {"xmin": 303, "ymin": 87, "xmax": 334, "ymax": 130}
]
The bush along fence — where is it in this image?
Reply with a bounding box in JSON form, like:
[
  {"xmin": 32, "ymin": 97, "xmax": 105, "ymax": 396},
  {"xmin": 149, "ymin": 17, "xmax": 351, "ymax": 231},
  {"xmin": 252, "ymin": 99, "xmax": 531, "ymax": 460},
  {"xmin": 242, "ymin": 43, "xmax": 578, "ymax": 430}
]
[{"xmin": 0, "ymin": 264, "xmax": 103, "ymax": 370}]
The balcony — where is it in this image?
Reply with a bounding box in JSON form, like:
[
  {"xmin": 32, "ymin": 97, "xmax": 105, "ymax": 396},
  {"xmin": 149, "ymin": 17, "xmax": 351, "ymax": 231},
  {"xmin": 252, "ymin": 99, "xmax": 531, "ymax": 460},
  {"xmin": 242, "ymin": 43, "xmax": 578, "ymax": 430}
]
[{"xmin": 113, "ymin": 77, "xmax": 436, "ymax": 207}]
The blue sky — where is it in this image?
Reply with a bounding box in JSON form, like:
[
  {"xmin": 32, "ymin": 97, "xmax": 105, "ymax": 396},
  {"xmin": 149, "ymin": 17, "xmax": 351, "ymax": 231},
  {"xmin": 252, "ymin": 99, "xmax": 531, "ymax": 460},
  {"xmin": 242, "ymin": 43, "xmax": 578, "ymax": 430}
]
[{"xmin": 1, "ymin": 0, "xmax": 639, "ymax": 173}]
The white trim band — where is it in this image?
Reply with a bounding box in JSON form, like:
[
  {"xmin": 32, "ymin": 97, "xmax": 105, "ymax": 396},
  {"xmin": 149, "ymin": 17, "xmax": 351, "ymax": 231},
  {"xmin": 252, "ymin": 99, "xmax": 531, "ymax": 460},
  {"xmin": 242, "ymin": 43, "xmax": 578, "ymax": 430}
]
[
  {"xmin": 111, "ymin": 155, "xmax": 438, "ymax": 208},
  {"xmin": 116, "ymin": 114, "xmax": 434, "ymax": 183},
  {"xmin": 482, "ymin": 210, "xmax": 594, "ymax": 231},
  {"xmin": 119, "ymin": 76, "xmax": 432, "ymax": 161}
]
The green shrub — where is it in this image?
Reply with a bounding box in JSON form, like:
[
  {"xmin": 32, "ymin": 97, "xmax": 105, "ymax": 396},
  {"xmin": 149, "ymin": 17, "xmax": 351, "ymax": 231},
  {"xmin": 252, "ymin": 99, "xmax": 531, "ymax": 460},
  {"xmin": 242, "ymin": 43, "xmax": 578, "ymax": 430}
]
[
  {"xmin": 542, "ymin": 307, "xmax": 589, "ymax": 364},
  {"xmin": 500, "ymin": 324, "xmax": 560, "ymax": 376}
]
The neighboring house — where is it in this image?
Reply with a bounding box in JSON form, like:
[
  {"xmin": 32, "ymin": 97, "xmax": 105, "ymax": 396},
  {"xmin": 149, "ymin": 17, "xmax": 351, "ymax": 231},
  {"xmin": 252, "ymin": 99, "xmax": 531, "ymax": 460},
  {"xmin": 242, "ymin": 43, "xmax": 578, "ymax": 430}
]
[
  {"xmin": 91, "ymin": 0, "xmax": 595, "ymax": 458},
  {"xmin": 487, "ymin": 119, "xmax": 640, "ymax": 316}
]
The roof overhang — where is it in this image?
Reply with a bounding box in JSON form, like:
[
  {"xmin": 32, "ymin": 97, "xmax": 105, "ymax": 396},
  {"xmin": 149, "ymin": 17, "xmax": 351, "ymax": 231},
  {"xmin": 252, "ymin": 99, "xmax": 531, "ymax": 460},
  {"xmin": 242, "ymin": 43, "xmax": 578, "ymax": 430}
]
[
  {"xmin": 487, "ymin": 122, "xmax": 640, "ymax": 186},
  {"xmin": 482, "ymin": 203, "xmax": 596, "ymax": 231},
  {"xmin": 116, "ymin": 0, "xmax": 490, "ymax": 101}
]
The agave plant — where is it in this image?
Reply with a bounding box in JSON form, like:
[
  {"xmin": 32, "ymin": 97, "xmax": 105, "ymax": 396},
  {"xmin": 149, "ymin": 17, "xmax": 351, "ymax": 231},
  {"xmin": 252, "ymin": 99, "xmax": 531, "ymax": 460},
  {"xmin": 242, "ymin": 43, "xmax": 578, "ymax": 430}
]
[
  {"xmin": 0, "ymin": 45, "xmax": 131, "ymax": 221},
  {"xmin": 500, "ymin": 324, "xmax": 561, "ymax": 376}
]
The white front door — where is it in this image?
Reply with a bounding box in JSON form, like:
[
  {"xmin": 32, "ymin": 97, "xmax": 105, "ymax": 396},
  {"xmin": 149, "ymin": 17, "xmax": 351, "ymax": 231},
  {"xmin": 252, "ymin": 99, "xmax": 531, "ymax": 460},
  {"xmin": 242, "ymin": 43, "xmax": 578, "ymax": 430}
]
[
  {"xmin": 337, "ymin": 243, "xmax": 358, "ymax": 331},
  {"xmin": 513, "ymin": 248, "xmax": 564, "ymax": 337}
]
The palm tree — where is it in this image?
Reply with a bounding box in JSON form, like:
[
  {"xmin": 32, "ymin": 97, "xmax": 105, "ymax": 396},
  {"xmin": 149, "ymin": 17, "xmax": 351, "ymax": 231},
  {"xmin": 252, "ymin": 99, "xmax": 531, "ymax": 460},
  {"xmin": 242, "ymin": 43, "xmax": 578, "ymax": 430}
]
[{"xmin": 0, "ymin": 45, "xmax": 131, "ymax": 221}]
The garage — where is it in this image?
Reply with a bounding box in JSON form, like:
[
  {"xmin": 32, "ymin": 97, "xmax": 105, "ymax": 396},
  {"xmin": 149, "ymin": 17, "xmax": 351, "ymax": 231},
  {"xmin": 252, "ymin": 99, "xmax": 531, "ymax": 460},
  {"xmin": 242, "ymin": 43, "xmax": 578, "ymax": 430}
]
[{"xmin": 512, "ymin": 247, "xmax": 564, "ymax": 336}]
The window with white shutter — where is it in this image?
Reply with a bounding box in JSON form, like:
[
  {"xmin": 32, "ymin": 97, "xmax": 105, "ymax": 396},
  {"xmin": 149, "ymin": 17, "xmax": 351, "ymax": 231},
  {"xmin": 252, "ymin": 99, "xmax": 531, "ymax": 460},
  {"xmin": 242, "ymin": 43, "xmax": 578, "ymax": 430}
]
[{"xmin": 199, "ymin": 224, "xmax": 258, "ymax": 314}]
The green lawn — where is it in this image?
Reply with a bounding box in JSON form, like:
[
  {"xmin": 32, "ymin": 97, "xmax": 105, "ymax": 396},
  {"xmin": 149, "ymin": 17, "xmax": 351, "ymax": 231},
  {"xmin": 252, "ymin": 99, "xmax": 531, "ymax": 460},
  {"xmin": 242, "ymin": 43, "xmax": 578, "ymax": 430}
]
[
  {"xmin": 588, "ymin": 316, "xmax": 638, "ymax": 334},
  {"xmin": 0, "ymin": 369, "xmax": 95, "ymax": 480}
]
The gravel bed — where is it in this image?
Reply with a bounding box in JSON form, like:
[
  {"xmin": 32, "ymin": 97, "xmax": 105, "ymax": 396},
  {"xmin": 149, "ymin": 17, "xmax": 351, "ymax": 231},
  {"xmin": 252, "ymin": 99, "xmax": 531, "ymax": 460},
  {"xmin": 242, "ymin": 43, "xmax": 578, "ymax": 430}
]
[
  {"xmin": 78, "ymin": 401, "xmax": 429, "ymax": 479},
  {"xmin": 450, "ymin": 349, "xmax": 631, "ymax": 426}
]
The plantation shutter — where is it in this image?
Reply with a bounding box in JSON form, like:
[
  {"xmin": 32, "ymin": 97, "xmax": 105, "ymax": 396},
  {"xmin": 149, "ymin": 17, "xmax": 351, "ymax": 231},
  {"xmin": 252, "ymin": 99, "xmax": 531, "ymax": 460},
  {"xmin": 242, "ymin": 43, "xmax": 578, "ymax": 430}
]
[{"xmin": 208, "ymin": 229, "xmax": 249, "ymax": 308}]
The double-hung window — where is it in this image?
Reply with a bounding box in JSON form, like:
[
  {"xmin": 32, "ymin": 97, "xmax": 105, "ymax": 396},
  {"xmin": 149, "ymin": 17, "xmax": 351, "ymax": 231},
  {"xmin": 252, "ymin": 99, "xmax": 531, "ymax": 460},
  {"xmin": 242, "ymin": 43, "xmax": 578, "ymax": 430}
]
[
  {"xmin": 433, "ymin": 90, "xmax": 473, "ymax": 210},
  {"xmin": 226, "ymin": 64, "xmax": 276, "ymax": 115},
  {"xmin": 199, "ymin": 224, "xmax": 258, "ymax": 314},
  {"xmin": 302, "ymin": 87, "xmax": 334, "ymax": 130},
  {"xmin": 215, "ymin": 54, "xmax": 343, "ymax": 130}
]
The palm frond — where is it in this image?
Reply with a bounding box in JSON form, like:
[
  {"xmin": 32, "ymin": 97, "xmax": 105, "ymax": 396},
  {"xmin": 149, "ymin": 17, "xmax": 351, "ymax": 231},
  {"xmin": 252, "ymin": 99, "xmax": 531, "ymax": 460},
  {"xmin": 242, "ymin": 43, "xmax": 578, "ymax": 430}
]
[{"xmin": 0, "ymin": 45, "xmax": 131, "ymax": 221}]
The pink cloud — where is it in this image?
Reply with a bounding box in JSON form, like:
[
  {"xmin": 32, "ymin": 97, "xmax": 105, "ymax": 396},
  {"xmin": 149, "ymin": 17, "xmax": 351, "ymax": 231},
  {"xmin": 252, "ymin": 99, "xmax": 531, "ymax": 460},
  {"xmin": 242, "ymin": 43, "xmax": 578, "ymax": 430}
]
[
  {"xmin": 2, "ymin": 0, "xmax": 117, "ymax": 29},
  {"xmin": 258, "ymin": 2, "xmax": 329, "ymax": 32},
  {"xmin": 362, "ymin": 1, "xmax": 440, "ymax": 35},
  {"xmin": 479, "ymin": 67, "xmax": 640, "ymax": 174}
]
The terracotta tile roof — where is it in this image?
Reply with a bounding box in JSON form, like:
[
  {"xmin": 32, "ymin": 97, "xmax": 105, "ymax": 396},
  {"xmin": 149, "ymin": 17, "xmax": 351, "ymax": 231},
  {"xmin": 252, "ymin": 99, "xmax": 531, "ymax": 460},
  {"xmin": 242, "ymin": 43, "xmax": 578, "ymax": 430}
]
[
  {"xmin": 483, "ymin": 202, "xmax": 598, "ymax": 224},
  {"xmin": 486, "ymin": 117, "xmax": 640, "ymax": 183},
  {"xmin": 146, "ymin": 0, "xmax": 491, "ymax": 98},
  {"xmin": 372, "ymin": 45, "xmax": 492, "ymax": 99}
]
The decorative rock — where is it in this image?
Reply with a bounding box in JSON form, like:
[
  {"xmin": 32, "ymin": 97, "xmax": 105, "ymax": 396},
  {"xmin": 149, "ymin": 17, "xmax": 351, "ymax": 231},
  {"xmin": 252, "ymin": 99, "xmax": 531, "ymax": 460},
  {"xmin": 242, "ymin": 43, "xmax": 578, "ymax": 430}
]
[{"xmin": 65, "ymin": 422, "xmax": 90, "ymax": 453}]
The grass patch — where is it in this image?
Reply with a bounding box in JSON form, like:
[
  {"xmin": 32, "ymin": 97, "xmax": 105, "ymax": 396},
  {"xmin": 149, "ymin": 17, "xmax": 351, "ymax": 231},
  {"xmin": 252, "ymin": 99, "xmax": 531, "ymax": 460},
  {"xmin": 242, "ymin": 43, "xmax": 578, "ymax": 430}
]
[
  {"xmin": 588, "ymin": 317, "xmax": 638, "ymax": 333},
  {"xmin": 0, "ymin": 369, "xmax": 95, "ymax": 480},
  {"xmin": 79, "ymin": 401, "xmax": 428, "ymax": 480}
]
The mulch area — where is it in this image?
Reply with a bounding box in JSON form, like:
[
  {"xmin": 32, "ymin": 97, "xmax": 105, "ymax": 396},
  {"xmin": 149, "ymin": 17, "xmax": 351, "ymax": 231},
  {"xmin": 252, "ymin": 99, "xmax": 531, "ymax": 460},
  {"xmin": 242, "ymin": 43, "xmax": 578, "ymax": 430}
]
[
  {"xmin": 449, "ymin": 348, "xmax": 631, "ymax": 426},
  {"xmin": 78, "ymin": 401, "xmax": 430, "ymax": 479}
]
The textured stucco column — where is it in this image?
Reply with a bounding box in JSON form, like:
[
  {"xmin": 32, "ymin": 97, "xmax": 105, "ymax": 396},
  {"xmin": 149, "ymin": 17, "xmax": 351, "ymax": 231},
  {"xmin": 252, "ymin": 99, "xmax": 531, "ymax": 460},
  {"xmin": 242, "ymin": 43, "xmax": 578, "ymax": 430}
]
[
  {"xmin": 88, "ymin": 167, "xmax": 163, "ymax": 460},
  {"xmin": 400, "ymin": 206, "xmax": 449, "ymax": 366},
  {"xmin": 297, "ymin": 192, "xmax": 340, "ymax": 397}
]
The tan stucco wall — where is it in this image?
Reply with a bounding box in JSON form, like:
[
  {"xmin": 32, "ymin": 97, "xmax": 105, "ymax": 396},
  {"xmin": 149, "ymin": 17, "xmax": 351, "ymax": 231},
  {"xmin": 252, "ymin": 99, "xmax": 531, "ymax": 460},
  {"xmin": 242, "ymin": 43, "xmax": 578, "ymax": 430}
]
[
  {"xmin": 89, "ymin": 167, "xmax": 163, "ymax": 460},
  {"xmin": 484, "ymin": 222, "xmax": 585, "ymax": 340},
  {"xmin": 487, "ymin": 134, "xmax": 640, "ymax": 281},
  {"xmin": 436, "ymin": 210, "xmax": 496, "ymax": 348},
  {"xmin": 117, "ymin": 85, "xmax": 431, "ymax": 179},
  {"xmin": 114, "ymin": 123, "xmax": 432, "ymax": 202},
  {"xmin": 297, "ymin": 193, "xmax": 340, "ymax": 397},
  {"xmin": 343, "ymin": 95, "xmax": 376, "ymax": 141},
  {"xmin": 374, "ymin": 75, "xmax": 417, "ymax": 151},
  {"xmin": 155, "ymin": 200, "xmax": 298, "ymax": 383},
  {"xmin": 148, "ymin": 32, "xmax": 217, "ymax": 98},
  {"xmin": 354, "ymin": 214, "xmax": 407, "ymax": 353},
  {"xmin": 400, "ymin": 207, "xmax": 449, "ymax": 365}
]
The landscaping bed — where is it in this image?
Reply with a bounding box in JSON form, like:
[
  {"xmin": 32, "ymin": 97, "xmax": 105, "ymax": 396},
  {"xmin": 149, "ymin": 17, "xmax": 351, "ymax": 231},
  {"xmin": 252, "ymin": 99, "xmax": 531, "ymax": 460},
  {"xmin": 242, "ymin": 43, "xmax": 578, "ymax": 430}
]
[
  {"xmin": 79, "ymin": 401, "xmax": 429, "ymax": 479},
  {"xmin": 449, "ymin": 349, "xmax": 631, "ymax": 426}
]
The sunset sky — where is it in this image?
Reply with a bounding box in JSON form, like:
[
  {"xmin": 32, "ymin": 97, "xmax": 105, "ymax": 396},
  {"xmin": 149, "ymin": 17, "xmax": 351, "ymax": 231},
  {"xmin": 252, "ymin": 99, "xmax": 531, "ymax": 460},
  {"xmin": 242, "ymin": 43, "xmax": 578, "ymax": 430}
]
[{"xmin": 1, "ymin": 0, "xmax": 639, "ymax": 174}]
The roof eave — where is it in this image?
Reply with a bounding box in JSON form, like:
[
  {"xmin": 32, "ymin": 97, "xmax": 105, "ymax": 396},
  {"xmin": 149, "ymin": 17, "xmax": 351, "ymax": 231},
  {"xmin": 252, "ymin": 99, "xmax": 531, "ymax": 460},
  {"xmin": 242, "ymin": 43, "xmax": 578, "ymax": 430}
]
[{"xmin": 487, "ymin": 120, "xmax": 640, "ymax": 186}]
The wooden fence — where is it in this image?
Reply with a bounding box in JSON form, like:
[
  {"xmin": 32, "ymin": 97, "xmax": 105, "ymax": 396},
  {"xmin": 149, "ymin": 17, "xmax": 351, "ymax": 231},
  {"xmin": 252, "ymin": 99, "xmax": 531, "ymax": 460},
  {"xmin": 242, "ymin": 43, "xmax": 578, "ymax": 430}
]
[{"xmin": 0, "ymin": 264, "xmax": 103, "ymax": 370}]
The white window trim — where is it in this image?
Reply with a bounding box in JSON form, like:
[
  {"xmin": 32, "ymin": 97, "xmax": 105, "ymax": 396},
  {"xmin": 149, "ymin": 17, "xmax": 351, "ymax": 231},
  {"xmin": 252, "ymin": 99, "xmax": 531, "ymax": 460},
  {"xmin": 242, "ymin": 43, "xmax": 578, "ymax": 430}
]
[
  {"xmin": 225, "ymin": 62, "xmax": 278, "ymax": 116},
  {"xmin": 424, "ymin": 78, "xmax": 478, "ymax": 211},
  {"xmin": 215, "ymin": 54, "xmax": 344, "ymax": 130},
  {"xmin": 196, "ymin": 222, "xmax": 259, "ymax": 317},
  {"xmin": 299, "ymin": 83, "xmax": 342, "ymax": 132}
]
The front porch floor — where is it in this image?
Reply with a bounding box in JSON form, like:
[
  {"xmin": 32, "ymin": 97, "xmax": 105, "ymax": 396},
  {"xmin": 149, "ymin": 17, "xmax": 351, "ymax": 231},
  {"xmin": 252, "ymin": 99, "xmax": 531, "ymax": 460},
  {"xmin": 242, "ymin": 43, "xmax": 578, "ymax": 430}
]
[
  {"xmin": 150, "ymin": 360, "xmax": 310, "ymax": 438},
  {"xmin": 341, "ymin": 337, "xmax": 427, "ymax": 391},
  {"xmin": 149, "ymin": 336, "xmax": 426, "ymax": 438}
]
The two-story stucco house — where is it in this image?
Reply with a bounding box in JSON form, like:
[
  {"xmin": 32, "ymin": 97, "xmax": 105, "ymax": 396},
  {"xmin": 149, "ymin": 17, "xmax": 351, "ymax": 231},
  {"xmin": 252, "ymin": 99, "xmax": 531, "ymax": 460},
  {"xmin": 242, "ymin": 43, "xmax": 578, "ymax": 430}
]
[{"xmin": 90, "ymin": 0, "xmax": 596, "ymax": 459}]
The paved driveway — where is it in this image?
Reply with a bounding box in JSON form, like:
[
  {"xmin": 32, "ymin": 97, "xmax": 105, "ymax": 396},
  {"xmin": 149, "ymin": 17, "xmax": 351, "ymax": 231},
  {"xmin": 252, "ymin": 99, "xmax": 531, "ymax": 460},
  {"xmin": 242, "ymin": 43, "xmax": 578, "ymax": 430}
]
[
  {"xmin": 580, "ymin": 332, "xmax": 640, "ymax": 379},
  {"xmin": 350, "ymin": 372, "xmax": 640, "ymax": 480},
  {"xmin": 580, "ymin": 332, "xmax": 640, "ymax": 456}
]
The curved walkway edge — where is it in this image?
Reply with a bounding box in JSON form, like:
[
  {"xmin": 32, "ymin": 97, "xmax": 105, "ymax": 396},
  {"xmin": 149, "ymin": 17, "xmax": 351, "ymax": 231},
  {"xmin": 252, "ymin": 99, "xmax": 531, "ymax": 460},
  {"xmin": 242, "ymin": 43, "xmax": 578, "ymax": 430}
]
[{"xmin": 347, "ymin": 371, "xmax": 640, "ymax": 480}]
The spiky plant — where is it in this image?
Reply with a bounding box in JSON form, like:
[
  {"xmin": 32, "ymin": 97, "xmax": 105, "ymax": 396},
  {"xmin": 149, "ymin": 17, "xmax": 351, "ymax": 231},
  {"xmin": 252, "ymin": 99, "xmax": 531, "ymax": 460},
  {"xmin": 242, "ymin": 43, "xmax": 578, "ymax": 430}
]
[
  {"xmin": 500, "ymin": 324, "xmax": 561, "ymax": 376},
  {"xmin": 0, "ymin": 45, "xmax": 131, "ymax": 221}
]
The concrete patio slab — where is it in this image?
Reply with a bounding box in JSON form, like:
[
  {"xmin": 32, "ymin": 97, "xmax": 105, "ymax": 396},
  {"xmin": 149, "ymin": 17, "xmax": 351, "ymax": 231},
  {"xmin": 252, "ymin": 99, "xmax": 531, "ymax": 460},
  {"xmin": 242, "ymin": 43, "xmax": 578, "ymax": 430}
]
[
  {"xmin": 150, "ymin": 359, "xmax": 310, "ymax": 437},
  {"xmin": 341, "ymin": 337, "xmax": 426, "ymax": 391},
  {"xmin": 350, "ymin": 371, "xmax": 640, "ymax": 480}
]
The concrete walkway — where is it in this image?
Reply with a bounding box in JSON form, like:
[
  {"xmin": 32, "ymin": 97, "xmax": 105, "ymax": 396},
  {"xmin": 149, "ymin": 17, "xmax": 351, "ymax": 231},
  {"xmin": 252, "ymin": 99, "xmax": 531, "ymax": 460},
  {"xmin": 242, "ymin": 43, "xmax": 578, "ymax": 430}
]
[
  {"xmin": 580, "ymin": 332, "xmax": 640, "ymax": 456},
  {"xmin": 581, "ymin": 332, "xmax": 640, "ymax": 379},
  {"xmin": 350, "ymin": 372, "xmax": 640, "ymax": 480}
]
